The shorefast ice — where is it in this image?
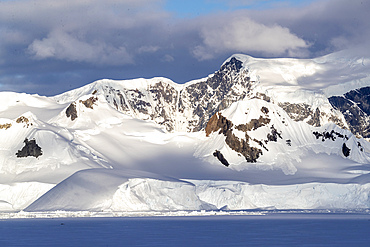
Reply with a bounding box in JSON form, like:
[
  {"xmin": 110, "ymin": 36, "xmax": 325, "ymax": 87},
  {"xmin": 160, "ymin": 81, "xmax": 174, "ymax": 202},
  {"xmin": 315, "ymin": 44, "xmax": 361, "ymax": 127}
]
[
  {"xmin": 1, "ymin": 209, "xmax": 370, "ymax": 220},
  {"xmin": 21, "ymin": 169, "xmax": 370, "ymax": 213}
]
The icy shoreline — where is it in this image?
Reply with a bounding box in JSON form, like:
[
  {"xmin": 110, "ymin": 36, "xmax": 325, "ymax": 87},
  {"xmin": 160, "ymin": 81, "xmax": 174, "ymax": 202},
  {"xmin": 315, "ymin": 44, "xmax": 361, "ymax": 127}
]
[{"xmin": 1, "ymin": 209, "xmax": 369, "ymax": 219}]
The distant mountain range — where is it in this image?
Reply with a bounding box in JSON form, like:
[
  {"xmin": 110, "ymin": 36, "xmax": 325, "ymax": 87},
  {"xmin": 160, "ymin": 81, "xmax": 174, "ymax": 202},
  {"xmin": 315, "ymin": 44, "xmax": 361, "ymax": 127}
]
[{"xmin": 0, "ymin": 51, "xmax": 369, "ymax": 214}]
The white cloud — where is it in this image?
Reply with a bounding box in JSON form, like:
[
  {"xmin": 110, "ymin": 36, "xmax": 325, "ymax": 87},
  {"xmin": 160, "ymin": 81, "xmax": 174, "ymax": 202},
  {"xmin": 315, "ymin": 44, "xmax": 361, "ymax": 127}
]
[
  {"xmin": 193, "ymin": 15, "xmax": 309, "ymax": 60},
  {"xmin": 28, "ymin": 30, "xmax": 133, "ymax": 65},
  {"xmin": 1, "ymin": 0, "xmax": 168, "ymax": 66}
]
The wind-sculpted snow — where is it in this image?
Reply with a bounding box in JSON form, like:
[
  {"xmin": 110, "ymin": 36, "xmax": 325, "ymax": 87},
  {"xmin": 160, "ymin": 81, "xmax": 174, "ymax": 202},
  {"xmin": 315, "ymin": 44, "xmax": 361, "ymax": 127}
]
[
  {"xmin": 0, "ymin": 182, "xmax": 54, "ymax": 212},
  {"xmin": 26, "ymin": 169, "xmax": 216, "ymax": 212},
  {"xmin": 0, "ymin": 52, "xmax": 370, "ymax": 215}
]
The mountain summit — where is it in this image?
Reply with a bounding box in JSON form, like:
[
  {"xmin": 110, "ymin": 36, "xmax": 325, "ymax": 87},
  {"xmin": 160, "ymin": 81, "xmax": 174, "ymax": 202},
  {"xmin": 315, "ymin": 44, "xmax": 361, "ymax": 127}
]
[{"xmin": 0, "ymin": 52, "xmax": 370, "ymax": 214}]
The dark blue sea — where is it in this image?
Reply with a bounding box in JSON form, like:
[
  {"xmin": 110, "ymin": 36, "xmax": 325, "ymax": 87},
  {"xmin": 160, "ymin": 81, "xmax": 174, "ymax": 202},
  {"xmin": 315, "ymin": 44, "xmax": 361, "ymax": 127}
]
[{"xmin": 1, "ymin": 213, "xmax": 369, "ymax": 246}]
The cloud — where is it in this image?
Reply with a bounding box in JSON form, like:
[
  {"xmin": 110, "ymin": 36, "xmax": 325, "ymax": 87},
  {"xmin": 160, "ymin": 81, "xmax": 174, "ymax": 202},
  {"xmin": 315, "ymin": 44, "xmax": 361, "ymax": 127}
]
[
  {"xmin": 27, "ymin": 29, "xmax": 133, "ymax": 65},
  {"xmin": 0, "ymin": 0, "xmax": 369, "ymax": 96},
  {"xmin": 193, "ymin": 15, "xmax": 309, "ymax": 60},
  {"xmin": 1, "ymin": 0, "xmax": 168, "ymax": 65},
  {"xmin": 244, "ymin": 0, "xmax": 370, "ymax": 57}
]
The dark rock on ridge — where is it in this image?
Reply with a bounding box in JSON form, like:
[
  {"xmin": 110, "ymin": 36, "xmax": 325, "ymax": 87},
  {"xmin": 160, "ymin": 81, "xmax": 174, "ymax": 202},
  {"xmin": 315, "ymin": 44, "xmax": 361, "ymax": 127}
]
[
  {"xmin": 267, "ymin": 125, "xmax": 282, "ymax": 142},
  {"xmin": 342, "ymin": 143, "xmax": 351, "ymax": 157},
  {"xmin": 78, "ymin": 56, "xmax": 368, "ymax": 139},
  {"xmin": 66, "ymin": 102, "xmax": 78, "ymax": 121},
  {"xmin": 16, "ymin": 138, "xmax": 43, "ymax": 158},
  {"xmin": 79, "ymin": 96, "xmax": 98, "ymax": 109},
  {"xmin": 213, "ymin": 150, "xmax": 230, "ymax": 167},
  {"xmin": 178, "ymin": 56, "xmax": 253, "ymax": 132},
  {"xmin": 329, "ymin": 86, "xmax": 370, "ymax": 139},
  {"xmin": 205, "ymin": 112, "xmax": 265, "ymax": 163}
]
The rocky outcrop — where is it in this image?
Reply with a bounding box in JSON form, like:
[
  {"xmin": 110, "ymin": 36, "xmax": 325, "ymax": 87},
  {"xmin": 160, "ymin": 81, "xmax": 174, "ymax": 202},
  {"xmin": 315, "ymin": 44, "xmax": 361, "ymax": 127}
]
[
  {"xmin": 91, "ymin": 56, "xmax": 255, "ymax": 132},
  {"xmin": 205, "ymin": 112, "xmax": 233, "ymax": 137},
  {"xmin": 342, "ymin": 143, "xmax": 351, "ymax": 157},
  {"xmin": 0, "ymin": 123, "xmax": 12, "ymax": 130},
  {"xmin": 278, "ymin": 103, "xmax": 312, "ymax": 122},
  {"xmin": 179, "ymin": 57, "xmax": 254, "ymax": 132},
  {"xmin": 16, "ymin": 116, "xmax": 32, "ymax": 128},
  {"xmin": 79, "ymin": 96, "xmax": 97, "ymax": 109},
  {"xmin": 213, "ymin": 150, "xmax": 230, "ymax": 167},
  {"xmin": 236, "ymin": 116, "xmax": 271, "ymax": 132},
  {"xmin": 16, "ymin": 138, "xmax": 43, "ymax": 158},
  {"xmin": 205, "ymin": 112, "xmax": 268, "ymax": 163},
  {"xmin": 267, "ymin": 125, "xmax": 282, "ymax": 142},
  {"xmin": 226, "ymin": 131, "xmax": 262, "ymax": 163},
  {"xmin": 66, "ymin": 102, "xmax": 78, "ymax": 121},
  {"xmin": 329, "ymin": 86, "xmax": 370, "ymax": 139},
  {"xmin": 307, "ymin": 108, "xmax": 321, "ymax": 127},
  {"xmin": 278, "ymin": 102, "xmax": 347, "ymax": 130},
  {"xmin": 313, "ymin": 130, "xmax": 347, "ymax": 142},
  {"xmin": 312, "ymin": 129, "xmax": 358, "ymax": 158},
  {"xmin": 69, "ymin": 56, "xmax": 366, "ymax": 138}
]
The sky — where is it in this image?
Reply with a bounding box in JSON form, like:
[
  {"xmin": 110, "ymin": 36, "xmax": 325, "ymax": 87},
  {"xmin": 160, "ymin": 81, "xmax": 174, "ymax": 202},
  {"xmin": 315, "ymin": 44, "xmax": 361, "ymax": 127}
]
[{"xmin": 0, "ymin": 0, "xmax": 369, "ymax": 96}]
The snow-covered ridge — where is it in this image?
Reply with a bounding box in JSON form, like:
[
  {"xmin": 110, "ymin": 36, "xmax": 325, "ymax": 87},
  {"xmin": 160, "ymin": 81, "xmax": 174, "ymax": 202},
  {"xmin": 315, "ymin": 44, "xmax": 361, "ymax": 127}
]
[
  {"xmin": 48, "ymin": 51, "xmax": 369, "ymax": 136},
  {"xmin": 197, "ymin": 98, "xmax": 370, "ymax": 175},
  {"xmin": 52, "ymin": 56, "xmax": 255, "ymax": 132},
  {"xmin": 223, "ymin": 51, "xmax": 370, "ymax": 97},
  {"xmin": 0, "ymin": 51, "xmax": 369, "ymax": 215}
]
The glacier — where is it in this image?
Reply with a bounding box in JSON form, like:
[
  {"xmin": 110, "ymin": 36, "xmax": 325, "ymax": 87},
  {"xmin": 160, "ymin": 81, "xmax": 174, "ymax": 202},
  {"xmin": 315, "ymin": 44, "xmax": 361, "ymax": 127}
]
[{"xmin": 0, "ymin": 51, "xmax": 370, "ymax": 216}]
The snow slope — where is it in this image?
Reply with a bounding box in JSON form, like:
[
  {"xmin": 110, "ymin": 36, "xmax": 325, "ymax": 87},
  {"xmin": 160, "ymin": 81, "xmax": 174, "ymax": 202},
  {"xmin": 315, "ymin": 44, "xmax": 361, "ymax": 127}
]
[{"xmin": 0, "ymin": 51, "xmax": 370, "ymax": 214}]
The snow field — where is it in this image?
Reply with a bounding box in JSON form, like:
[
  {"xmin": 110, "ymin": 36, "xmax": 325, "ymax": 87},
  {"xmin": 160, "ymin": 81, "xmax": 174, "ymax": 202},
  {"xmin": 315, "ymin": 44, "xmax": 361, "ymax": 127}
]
[{"xmin": 0, "ymin": 51, "xmax": 370, "ymax": 215}]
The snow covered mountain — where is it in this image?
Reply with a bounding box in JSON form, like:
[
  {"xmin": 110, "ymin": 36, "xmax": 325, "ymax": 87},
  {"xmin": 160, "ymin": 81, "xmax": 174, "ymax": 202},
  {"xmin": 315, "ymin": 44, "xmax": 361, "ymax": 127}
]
[{"xmin": 1, "ymin": 51, "xmax": 370, "ymax": 215}]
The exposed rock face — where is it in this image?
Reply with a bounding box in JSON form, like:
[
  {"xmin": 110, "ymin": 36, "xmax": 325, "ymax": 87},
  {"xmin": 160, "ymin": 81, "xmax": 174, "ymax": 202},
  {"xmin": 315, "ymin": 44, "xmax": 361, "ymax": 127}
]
[
  {"xmin": 16, "ymin": 138, "xmax": 43, "ymax": 158},
  {"xmin": 329, "ymin": 87, "xmax": 370, "ymax": 139},
  {"xmin": 178, "ymin": 57, "xmax": 254, "ymax": 132},
  {"xmin": 205, "ymin": 112, "xmax": 268, "ymax": 163},
  {"xmin": 307, "ymin": 108, "xmax": 321, "ymax": 127},
  {"xmin": 278, "ymin": 103, "xmax": 312, "ymax": 122},
  {"xmin": 236, "ymin": 116, "xmax": 270, "ymax": 132},
  {"xmin": 79, "ymin": 96, "xmax": 97, "ymax": 109},
  {"xmin": 93, "ymin": 57, "xmax": 255, "ymax": 132},
  {"xmin": 278, "ymin": 102, "xmax": 347, "ymax": 129},
  {"xmin": 70, "ymin": 56, "xmax": 365, "ymax": 138},
  {"xmin": 205, "ymin": 112, "xmax": 233, "ymax": 137},
  {"xmin": 99, "ymin": 82, "xmax": 179, "ymax": 132},
  {"xmin": 66, "ymin": 102, "xmax": 78, "ymax": 121}
]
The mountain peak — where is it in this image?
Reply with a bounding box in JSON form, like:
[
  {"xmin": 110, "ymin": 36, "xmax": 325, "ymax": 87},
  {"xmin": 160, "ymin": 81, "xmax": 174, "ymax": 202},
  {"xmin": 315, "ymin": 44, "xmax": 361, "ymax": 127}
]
[{"xmin": 1, "ymin": 53, "xmax": 370, "ymax": 213}]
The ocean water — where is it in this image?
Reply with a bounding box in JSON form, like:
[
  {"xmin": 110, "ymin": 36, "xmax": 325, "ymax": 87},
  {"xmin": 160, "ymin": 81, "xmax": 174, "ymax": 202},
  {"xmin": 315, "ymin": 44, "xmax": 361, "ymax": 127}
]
[{"xmin": 0, "ymin": 213, "xmax": 369, "ymax": 246}]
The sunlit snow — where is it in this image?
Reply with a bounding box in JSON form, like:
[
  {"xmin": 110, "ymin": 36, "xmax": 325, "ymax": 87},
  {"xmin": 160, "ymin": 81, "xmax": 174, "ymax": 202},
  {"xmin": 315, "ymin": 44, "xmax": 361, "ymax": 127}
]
[{"xmin": 0, "ymin": 52, "xmax": 369, "ymax": 216}]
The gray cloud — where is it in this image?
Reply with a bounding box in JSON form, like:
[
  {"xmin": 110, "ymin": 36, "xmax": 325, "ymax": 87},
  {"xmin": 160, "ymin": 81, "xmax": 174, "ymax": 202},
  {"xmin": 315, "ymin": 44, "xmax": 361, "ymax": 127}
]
[
  {"xmin": 27, "ymin": 29, "xmax": 134, "ymax": 65},
  {"xmin": 0, "ymin": 0, "xmax": 368, "ymax": 96},
  {"xmin": 244, "ymin": 0, "xmax": 370, "ymax": 57}
]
